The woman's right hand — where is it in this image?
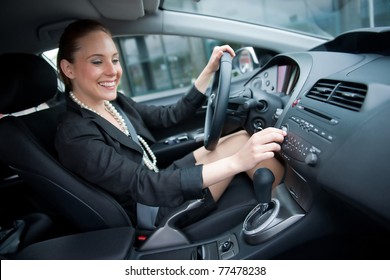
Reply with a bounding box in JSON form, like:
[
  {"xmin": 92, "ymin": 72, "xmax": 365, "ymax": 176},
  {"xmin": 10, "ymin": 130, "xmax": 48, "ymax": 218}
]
[{"xmin": 231, "ymin": 127, "xmax": 287, "ymax": 173}]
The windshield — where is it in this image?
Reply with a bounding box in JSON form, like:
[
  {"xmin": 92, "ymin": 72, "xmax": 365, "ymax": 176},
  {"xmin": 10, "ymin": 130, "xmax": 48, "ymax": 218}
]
[{"xmin": 162, "ymin": 0, "xmax": 390, "ymax": 39}]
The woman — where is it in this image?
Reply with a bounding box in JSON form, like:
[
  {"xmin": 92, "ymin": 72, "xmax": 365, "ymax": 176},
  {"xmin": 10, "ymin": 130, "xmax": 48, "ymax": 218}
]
[{"xmin": 55, "ymin": 19, "xmax": 286, "ymax": 226}]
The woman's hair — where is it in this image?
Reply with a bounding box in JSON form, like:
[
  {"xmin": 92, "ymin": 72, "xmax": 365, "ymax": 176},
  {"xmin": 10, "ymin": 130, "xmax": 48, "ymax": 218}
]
[{"xmin": 57, "ymin": 19, "xmax": 112, "ymax": 91}]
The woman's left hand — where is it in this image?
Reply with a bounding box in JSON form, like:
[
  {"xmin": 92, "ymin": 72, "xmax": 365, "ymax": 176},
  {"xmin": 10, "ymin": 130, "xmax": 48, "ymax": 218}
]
[
  {"xmin": 205, "ymin": 45, "xmax": 236, "ymax": 74},
  {"xmin": 195, "ymin": 45, "xmax": 235, "ymax": 93}
]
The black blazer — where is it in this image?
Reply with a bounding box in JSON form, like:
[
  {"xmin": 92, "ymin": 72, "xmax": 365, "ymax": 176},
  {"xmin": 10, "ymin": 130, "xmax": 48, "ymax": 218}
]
[{"xmin": 55, "ymin": 86, "xmax": 207, "ymax": 221}]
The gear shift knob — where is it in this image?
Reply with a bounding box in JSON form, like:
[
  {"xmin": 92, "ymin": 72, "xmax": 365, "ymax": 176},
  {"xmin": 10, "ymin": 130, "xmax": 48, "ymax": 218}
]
[{"xmin": 253, "ymin": 168, "xmax": 274, "ymax": 204}]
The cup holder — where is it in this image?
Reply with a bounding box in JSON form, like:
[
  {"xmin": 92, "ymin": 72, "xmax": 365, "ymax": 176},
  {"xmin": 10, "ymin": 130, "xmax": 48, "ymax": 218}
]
[{"xmin": 242, "ymin": 199, "xmax": 280, "ymax": 244}]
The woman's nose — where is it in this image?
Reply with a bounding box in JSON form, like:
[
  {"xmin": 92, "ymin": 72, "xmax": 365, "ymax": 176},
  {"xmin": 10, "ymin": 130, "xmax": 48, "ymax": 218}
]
[{"xmin": 105, "ymin": 62, "xmax": 118, "ymax": 75}]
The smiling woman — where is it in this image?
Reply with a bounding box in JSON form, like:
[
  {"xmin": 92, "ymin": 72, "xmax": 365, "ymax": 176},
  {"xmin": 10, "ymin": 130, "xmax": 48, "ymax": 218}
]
[
  {"xmin": 54, "ymin": 19, "xmax": 286, "ymax": 229},
  {"xmin": 57, "ymin": 21, "xmax": 122, "ymax": 109}
]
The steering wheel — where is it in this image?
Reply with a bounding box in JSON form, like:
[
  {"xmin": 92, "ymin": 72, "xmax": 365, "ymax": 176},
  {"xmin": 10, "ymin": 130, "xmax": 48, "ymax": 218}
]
[{"xmin": 204, "ymin": 52, "xmax": 232, "ymax": 150}]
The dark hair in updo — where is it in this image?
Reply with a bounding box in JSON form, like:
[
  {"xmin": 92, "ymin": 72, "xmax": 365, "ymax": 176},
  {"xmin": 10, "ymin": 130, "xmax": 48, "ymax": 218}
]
[{"xmin": 57, "ymin": 19, "xmax": 111, "ymax": 91}]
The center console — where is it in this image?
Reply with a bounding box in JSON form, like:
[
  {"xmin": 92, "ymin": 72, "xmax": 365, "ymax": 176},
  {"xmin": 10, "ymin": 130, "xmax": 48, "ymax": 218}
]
[{"xmin": 131, "ymin": 176, "xmax": 306, "ymax": 260}]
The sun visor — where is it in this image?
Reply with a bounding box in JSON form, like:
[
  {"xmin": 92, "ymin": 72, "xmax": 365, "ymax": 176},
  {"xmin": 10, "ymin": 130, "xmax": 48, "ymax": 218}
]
[
  {"xmin": 144, "ymin": 0, "xmax": 160, "ymax": 13},
  {"xmin": 89, "ymin": 0, "xmax": 159, "ymax": 21}
]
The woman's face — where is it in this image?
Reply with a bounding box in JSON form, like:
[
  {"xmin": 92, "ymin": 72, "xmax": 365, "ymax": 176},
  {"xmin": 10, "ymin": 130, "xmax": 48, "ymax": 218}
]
[{"xmin": 61, "ymin": 30, "xmax": 122, "ymax": 106}]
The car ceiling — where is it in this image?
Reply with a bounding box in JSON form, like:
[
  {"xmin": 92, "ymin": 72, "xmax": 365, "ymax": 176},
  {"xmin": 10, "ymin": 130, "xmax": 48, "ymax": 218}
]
[
  {"xmin": 1, "ymin": 0, "xmax": 325, "ymax": 55},
  {"xmin": 0, "ymin": 0, "xmax": 160, "ymax": 54}
]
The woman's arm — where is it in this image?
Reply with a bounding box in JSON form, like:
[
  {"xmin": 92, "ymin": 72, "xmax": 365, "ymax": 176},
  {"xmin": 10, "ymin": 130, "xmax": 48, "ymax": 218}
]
[
  {"xmin": 201, "ymin": 128, "xmax": 286, "ymax": 187},
  {"xmin": 55, "ymin": 113, "xmax": 204, "ymax": 208}
]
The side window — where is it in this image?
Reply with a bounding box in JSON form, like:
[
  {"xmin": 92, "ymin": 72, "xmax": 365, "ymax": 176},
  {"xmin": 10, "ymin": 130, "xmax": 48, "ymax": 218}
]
[{"xmin": 117, "ymin": 35, "xmax": 242, "ymax": 98}]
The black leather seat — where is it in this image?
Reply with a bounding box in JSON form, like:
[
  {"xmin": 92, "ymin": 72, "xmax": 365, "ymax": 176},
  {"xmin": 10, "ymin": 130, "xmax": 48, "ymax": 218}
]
[
  {"xmin": 0, "ymin": 53, "xmax": 132, "ymax": 232},
  {"xmin": 0, "ymin": 53, "xmax": 257, "ymax": 244}
]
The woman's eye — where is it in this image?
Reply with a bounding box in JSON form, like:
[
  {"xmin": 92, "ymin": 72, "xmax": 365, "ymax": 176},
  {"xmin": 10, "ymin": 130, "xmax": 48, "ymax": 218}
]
[
  {"xmin": 92, "ymin": 60, "xmax": 102, "ymax": 65},
  {"xmin": 113, "ymin": 58, "xmax": 120, "ymax": 64}
]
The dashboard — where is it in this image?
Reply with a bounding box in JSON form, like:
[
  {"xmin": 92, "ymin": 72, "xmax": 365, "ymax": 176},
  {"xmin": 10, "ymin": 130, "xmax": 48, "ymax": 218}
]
[
  {"xmin": 240, "ymin": 28, "xmax": 390, "ymax": 229},
  {"xmin": 249, "ymin": 64, "xmax": 299, "ymax": 96}
]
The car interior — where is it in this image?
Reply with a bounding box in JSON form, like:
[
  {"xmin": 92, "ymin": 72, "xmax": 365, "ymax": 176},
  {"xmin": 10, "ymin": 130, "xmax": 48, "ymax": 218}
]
[{"xmin": 1, "ymin": 0, "xmax": 390, "ymax": 260}]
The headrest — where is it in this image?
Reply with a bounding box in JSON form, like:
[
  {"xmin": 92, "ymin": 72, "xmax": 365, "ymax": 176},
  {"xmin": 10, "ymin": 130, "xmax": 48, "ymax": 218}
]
[{"xmin": 0, "ymin": 53, "xmax": 58, "ymax": 114}]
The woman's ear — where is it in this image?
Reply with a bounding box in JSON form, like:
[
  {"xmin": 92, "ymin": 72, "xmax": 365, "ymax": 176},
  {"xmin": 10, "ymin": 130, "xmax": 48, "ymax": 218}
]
[{"xmin": 60, "ymin": 59, "xmax": 75, "ymax": 79}]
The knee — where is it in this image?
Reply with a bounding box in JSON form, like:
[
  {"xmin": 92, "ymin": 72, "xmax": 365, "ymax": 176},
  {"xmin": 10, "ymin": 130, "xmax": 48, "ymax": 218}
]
[{"xmin": 231, "ymin": 130, "xmax": 250, "ymax": 143}]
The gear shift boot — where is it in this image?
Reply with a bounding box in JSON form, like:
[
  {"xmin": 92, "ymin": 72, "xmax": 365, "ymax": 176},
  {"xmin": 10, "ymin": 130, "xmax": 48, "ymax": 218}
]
[{"xmin": 242, "ymin": 199, "xmax": 280, "ymax": 244}]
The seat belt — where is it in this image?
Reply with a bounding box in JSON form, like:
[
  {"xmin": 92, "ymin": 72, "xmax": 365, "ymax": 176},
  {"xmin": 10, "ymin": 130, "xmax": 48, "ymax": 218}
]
[{"xmin": 112, "ymin": 102, "xmax": 159, "ymax": 230}]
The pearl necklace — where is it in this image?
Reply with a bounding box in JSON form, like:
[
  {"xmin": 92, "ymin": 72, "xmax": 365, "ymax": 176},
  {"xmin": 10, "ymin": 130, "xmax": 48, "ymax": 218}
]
[{"xmin": 69, "ymin": 91, "xmax": 159, "ymax": 172}]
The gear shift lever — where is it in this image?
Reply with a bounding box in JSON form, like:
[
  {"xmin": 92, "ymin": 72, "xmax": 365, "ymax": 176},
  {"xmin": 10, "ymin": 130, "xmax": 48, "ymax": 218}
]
[
  {"xmin": 253, "ymin": 168, "xmax": 274, "ymax": 213},
  {"xmin": 243, "ymin": 168, "xmax": 306, "ymax": 245},
  {"xmin": 243, "ymin": 168, "xmax": 279, "ymax": 244}
]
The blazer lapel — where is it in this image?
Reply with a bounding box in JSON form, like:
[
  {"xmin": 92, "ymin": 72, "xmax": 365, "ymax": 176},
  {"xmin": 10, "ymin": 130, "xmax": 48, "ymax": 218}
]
[
  {"xmin": 67, "ymin": 97, "xmax": 143, "ymax": 154},
  {"xmin": 90, "ymin": 115, "xmax": 143, "ymax": 154}
]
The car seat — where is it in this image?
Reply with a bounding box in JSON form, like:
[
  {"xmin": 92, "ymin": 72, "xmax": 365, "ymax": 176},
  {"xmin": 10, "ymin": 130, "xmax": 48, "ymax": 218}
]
[{"xmin": 0, "ymin": 53, "xmax": 257, "ymax": 246}]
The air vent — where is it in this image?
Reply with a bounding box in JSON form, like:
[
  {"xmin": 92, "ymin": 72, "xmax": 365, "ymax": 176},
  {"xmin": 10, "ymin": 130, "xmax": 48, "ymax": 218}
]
[{"xmin": 306, "ymin": 79, "xmax": 367, "ymax": 111}]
